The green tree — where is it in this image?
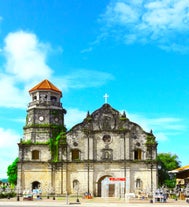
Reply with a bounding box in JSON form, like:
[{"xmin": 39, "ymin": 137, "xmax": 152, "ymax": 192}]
[
  {"xmin": 157, "ymin": 153, "xmax": 181, "ymax": 188},
  {"xmin": 7, "ymin": 157, "xmax": 19, "ymax": 185}
]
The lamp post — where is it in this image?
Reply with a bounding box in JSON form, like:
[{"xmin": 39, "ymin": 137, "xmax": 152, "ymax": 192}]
[
  {"xmin": 53, "ymin": 188, "xmax": 55, "ymax": 200},
  {"xmin": 158, "ymin": 163, "xmax": 162, "ymax": 187},
  {"xmin": 146, "ymin": 144, "xmax": 154, "ymax": 203},
  {"xmin": 16, "ymin": 186, "xmax": 20, "ymax": 201},
  {"xmin": 150, "ymin": 162, "xmax": 153, "ymax": 203},
  {"xmin": 74, "ymin": 184, "xmax": 80, "ymax": 203},
  {"xmin": 123, "ymin": 129, "xmax": 127, "ymax": 196},
  {"xmin": 84, "ymin": 124, "xmax": 91, "ymax": 197},
  {"xmin": 76, "ymin": 187, "xmax": 79, "ymax": 203}
]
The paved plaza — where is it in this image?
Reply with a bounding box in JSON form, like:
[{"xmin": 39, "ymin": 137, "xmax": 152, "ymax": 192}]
[{"xmin": 0, "ymin": 197, "xmax": 189, "ymax": 207}]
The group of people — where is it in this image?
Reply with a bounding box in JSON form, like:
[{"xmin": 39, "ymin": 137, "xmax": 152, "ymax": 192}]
[
  {"xmin": 154, "ymin": 188, "xmax": 168, "ymax": 202},
  {"xmin": 23, "ymin": 188, "xmax": 42, "ymax": 200}
]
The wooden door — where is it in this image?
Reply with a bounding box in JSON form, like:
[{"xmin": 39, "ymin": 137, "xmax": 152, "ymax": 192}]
[{"xmin": 109, "ymin": 184, "xmax": 115, "ymax": 197}]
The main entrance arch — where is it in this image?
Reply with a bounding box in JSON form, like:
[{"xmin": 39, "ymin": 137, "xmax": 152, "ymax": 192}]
[
  {"xmin": 97, "ymin": 175, "xmax": 112, "ymax": 197},
  {"xmin": 98, "ymin": 176, "xmax": 126, "ymax": 198}
]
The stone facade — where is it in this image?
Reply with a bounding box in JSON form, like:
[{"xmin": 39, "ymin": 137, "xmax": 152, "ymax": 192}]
[{"xmin": 17, "ymin": 80, "xmax": 158, "ymax": 197}]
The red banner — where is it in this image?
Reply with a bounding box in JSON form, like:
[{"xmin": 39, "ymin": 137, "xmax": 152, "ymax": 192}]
[{"xmin": 109, "ymin": 177, "xmax": 126, "ymax": 181}]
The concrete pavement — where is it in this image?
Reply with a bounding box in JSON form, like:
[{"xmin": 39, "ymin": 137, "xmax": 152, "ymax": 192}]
[{"xmin": 0, "ymin": 197, "xmax": 189, "ymax": 206}]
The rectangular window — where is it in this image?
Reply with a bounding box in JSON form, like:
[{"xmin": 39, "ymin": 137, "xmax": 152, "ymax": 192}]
[
  {"xmin": 134, "ymin": 149, "xmax": 142, "ymax": 160},
  {"xmin": 32, "ymin": 150, "xmax": 39, "ymax": 160}
]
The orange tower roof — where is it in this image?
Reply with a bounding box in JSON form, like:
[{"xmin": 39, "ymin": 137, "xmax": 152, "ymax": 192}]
[{"xmin": 29, "ymin": 79, "xmax": 62, "ymax": 95}]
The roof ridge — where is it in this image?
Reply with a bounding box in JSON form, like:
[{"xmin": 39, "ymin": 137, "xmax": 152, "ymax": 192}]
[{"xmin": 45, "ymin": 79, "xmax": 51, "ymax": 89}]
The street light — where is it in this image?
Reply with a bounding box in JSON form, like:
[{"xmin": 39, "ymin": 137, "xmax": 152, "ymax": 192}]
[
  {"xmin": 158, "ymin": 163, "xmax": 162, "ymax": 187},
  {"xmin": 53, "ymin": 188, "xmax": 55, "ymax": 200},
  {"xmin": 74, "ymin": 183, "xmax": 80, "ymax": 203},
  {"xmin": 16, "ymin": 186, "xmax": 20, "ymax": 201},
  {"xmin": 150, "ymin": 162, "xmax": 153, "ymax": 203},
  {"xmin": 76, "ymin": 188, "xmax": 79, "ymax": 202}
]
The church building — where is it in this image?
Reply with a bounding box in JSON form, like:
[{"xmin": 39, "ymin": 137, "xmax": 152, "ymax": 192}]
[{"xmin": 17, "ymin": 79, "xmax": 158, "ymax": 197}]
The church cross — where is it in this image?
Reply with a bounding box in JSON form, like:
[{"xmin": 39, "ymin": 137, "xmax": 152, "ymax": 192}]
[{"xmin": 103, "ymin": 93, "xmax": 109, "ymax": 104}]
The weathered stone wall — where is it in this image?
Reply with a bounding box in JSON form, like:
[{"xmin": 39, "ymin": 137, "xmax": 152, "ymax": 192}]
[
  {"xmin": 19, "ymin": 145, "xmax": 51, "ymax": 161},
  {"xmin": 18, "ymin": 87, "xmax": 158, "ymax": 197}
]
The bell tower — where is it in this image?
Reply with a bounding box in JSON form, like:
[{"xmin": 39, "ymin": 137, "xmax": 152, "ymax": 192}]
[
  {"xmin": 24, "ymin": 79, "xmax": 66, "ymax": 143},
  {"xmin": 17, "ymin": 80, "xmax": 66, "ymax": 193}
]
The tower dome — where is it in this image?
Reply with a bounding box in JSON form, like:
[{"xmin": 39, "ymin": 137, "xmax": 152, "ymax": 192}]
[
  {"xmin": 29, "ymin": 79, "xmax": 62, "ymax": 96},
  {"xmin": 28, "ymin": 79, "xmax": 62, "ymax": 110}
]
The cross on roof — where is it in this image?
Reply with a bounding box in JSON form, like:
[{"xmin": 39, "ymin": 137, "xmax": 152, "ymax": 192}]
[{"xmin": 103, "ymin": 93, "xmax": 109, "ymax": 104}]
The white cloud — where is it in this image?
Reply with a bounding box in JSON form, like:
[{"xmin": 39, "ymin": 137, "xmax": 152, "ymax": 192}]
[
  {"xmin": 0, "ymin": 128, "xmax": 20, "ymax": 148},
  {"xmin": 4, "ymin": 30, "xmax": 53, "ymax": 81},
  {"xmin": 0, "ymin": 74, "xmax": 28, "ymax": 108},
  {"xmin": 54, "ymin": 69, "xmax": 114, "ymax": 91},
  {"xmin": 100, "ymin": 0, "xmax": 189, "ymax": 52},
  {"xmin": 0, "ymin": 30, "xmax": 114, "ymax": 108},
  {"xmin": 0, "ymin": 30, "xmax": 54, "ymax": 108},
  {"xmin": 126, "ymin": 112, "xmax": 186, "ymax": 142},
  {"xmin": 154, "ymin": 132, "xmax": 168, "ymax": 141},
  {"xmin": 104, "ymin": 2, "xmax": 139, "ymax": 25},
  {"xmin": 0, "ymin": 128, "xmax": 20, "ymax": 178},
  {"xmin": 65, "ymin": 108, "xmax": 87, "ymax": 129},
  {"xmin": 81, "ymin": 47, "xmax": 93, "ymax": 53},
  {"xmin": 148, "ymin": 117, "xmax": 186, "ymax": 130}
]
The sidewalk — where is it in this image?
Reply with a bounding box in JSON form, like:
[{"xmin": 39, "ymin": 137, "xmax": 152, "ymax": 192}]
[{"xmin": 0, "ymin": 197, "xmax": 189, "ymax": 206}]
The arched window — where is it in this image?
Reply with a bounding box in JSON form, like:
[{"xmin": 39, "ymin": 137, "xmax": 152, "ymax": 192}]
[
  {"xmin": 102, "ymin": 149, "xmax": 113, "ymax": 160},
  {"xmin": 33, "ymin": 95, "xmax": 37, "ymax": 101},
  {"xmin": 39, "ymin": 94, "xmax": 47, "ymax": 102},
  {"xmin": 73, "ymin": 179, "xmax": 79, "ymax": 189},
  {"xmin": 134, "ymin": 149, "xmax": 142, "ymax": 160},
  {"xmin": 32, "ymin": 181, "xmax": 40, "ymax": 190},
  {"xmin": 51, "ymin": 96, "xmax": 57, "ymax": 102},
  {"xmin": 105, "ymin": 151, "xmax": 110, "ymax": 159},
  {"xmin": 32, "ymin": 150, "xmax": 39, "ymax": 160},
  {"xmin": 72, "ymin": 149, "xmax": 80, "ymax": 160}
]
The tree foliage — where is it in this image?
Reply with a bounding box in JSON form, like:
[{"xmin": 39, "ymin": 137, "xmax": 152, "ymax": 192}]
[
  {"xmin": 7, "ymin": 157, "xmax": 19, "ymax": 185},
  {"xmin": 157, "ymin": 153, "xmax": 181, "ymax": 188}
]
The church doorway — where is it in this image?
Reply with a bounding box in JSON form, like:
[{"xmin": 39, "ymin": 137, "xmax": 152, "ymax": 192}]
[
  {"xmin": 100, "ymin": 177, "xmax": 126, "ymax": 198},
  {"xmin": 97, "ymin": 175, "xmax": 112, "ymax": 197},
  {"xmin": 109, "ymin": 184, "xmax": 115, "ymax": 197},
  {"xmin": 32, "ymin": 181, "xmax": 40, "ymax": 190}
]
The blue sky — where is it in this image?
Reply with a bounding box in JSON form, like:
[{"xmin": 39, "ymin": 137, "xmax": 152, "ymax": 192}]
[{"xmin": 0, "ymin": 0, "xmax": 189, "ymax": 178}]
